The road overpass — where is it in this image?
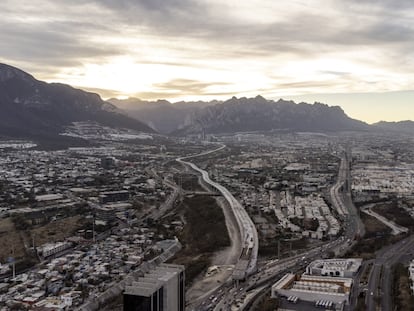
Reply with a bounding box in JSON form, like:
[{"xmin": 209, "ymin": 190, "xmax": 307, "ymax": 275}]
[{"xmin": 177, "ymin": 145, "xmax": 259, "ymax": 280}]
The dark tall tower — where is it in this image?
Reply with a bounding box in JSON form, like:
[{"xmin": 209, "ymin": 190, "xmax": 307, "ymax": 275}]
[{"xmin": 123, "ymin": 264, "xmax": 185, "ymax": 311}]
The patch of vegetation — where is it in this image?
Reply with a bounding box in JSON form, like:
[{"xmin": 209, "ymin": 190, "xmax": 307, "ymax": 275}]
[
  {"xmin": 290, "ymin": 216, "xmax": 319, "ymax": 231},
  {"xmin": 254, "ymin": 292, "xmax": 279, "ymax": 311},
  {"xmin": 259, "ymin": 236, "xmax": 307, "ymax": 258},
  {"xmin": 169, "ymin": 195, "xmax": 230, "ymax": 285},
  {"xmin": 392, "ymin": 263, "xmax": 414, "ymax": 311},
  {"xmin": 373, "ymin": 201, "xmax": 414, "ymax": 230},
  {"xmin": 355, "ymin": 295, "xmax": 367, "ymax": 311},
  {"xmin": 11, "ymin": 214, "xmax": 31, "ymax": 230},
  {"xmin": 173, "ymin": 173, "xmax": 203, "ymax": 191},
  {"xmin": 345, "ymin": 213, "xmax": 403, "ymax": 259},
  {"xmin": 360, "ymin": 263, "xmax": 373, "ymax": 285}
]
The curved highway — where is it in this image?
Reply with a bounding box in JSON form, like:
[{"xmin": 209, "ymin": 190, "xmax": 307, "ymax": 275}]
[{"xmin": 177, "ymin": 145, "xmax": 259, "ymax": 279}]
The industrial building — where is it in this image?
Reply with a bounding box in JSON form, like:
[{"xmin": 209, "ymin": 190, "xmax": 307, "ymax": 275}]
[
  {"xmin": 271, "ymin": 273, "xmax": 353, "ymax": 305},
  {"xmin": 409, "ymin": 260, "xmax": 414, "ymax": 295},
  {"xmin": 305, "ymin": 258, "xmax": 362, "ymax": 278},
  {"xmin": 271, "ymin": 258, "xmax": 362, "ymax": 308},
  {"xmin": 37, "ymin": 241, "xmax": 73, "ymax": 258},
  {"xmin": 123, "ymin": 264, "xmax": 185, "ymax": 311}
]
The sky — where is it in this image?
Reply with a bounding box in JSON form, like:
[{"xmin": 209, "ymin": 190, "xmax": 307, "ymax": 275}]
[{"xmin": 1, "ymin": 0, "xmax": 414, "ymax": 123}]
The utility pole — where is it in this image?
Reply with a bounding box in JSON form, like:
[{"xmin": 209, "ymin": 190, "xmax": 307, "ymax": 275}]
[
  {"xmin": 277, "ymin": 240, "xmax": 281, "ymax": 259},
  {"xmin": 92, "ymin": 214, "xmax": 96, "ymax": 243},
  {"xmin": 12, "ymin": 245, "xmax": 15, "ymax": 279}
]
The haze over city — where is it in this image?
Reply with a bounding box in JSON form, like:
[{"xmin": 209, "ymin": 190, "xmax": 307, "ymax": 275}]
[{"xmin": 1, "ymin": 0, "xmax": 414, "ymax": 123}]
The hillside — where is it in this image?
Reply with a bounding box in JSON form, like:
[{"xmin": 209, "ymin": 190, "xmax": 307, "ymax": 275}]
[
  {"xmin": 0, "ymin": 63, "xmax": 154, "ymax": 140},
  {"xmin": 174, "ymin": 96, "xmax": 370, "ymax": 135}
]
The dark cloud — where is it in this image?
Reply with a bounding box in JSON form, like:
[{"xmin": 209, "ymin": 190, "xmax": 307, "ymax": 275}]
[
  {"xmin": 365, "ymin": 22, "xmax": 414, "ymax": 43},
  {"xmin": 133, "ymin": 89, "xmax": 239, "ymax": 101},
  {"xmin": 97, "ymin": 0, "xmax": 200, "ymax": 13},
  {"xmin": 80, "ymin": 86, "xmax": 126, "ymax": 99},
  {"xmin": 2, "ymin": 0, "xmax": 414, "ymax": 97},
  {"xmin": 0, "ymin": 13, "xmax": 128, "ymax": 76},
  {"xmin": 347, "ymin": 0, "xmax": 414, "ymax": 10},
  {"xmin": 154, "ymin": 79, "xmax": 229, "ymax": 93},
  {"xmin": 3, "ymin": 0, "xmax": 413, "ymax": 65},
  {"xmin": 276, "ymin": 81, "xmax": 340, "ymax": 89}
]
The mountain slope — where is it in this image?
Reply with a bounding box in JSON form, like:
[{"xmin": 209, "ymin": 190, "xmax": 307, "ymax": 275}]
[
  {"xmin": 0, "ymin": 63, "xmax": 154, "ymax": 139},
  {"xmin": 108, "ymin": 97, "xmax": 219, "ymax": 134},
  {"xmin": 174, "ymin": 96, "xmax": 370, "ymax": 135},
  {"xmin": 373, "ymin": 120, "xmax": 414, "ymax": 134}
]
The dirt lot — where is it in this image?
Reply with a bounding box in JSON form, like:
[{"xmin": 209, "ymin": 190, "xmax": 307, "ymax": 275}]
[
  {"xmin": 29, "ymin": 215, "xmax": 86, "ymax": 246},
  {"xmin": 362, "ymin": 212, "xmax": 392, "ymax": 237},
  {"xmin": 0, "ymin": 215, "xmax": 86, "ymax": 263}
]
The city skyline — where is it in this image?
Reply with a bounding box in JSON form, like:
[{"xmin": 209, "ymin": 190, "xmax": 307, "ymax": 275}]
[{"xmin": 2, "ymin": 0, "xmax": 414, "ymax": 123}]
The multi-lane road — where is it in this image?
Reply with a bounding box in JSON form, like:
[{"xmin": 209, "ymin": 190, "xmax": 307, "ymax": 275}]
[
  {"xmin": 202, "ymin": 150, "xmax": 365, "ymax": 310},
  {"xmin": 177, "ymin": 146, "xmax": 370, "ymax": 310},
  {"xmin": 181, "ymin": 146, "xmax": 414, "ymax": 311},
  {"xmin": 366, "ymin": 234, "xmax": 414, "ymax": 311},
  {"xmin": 331, "ymin": 151, "xmax": 365, "ymax": 239},
  {"xmin": 177, "ymin": 144, "xmax": 259, "ymax": 280}
]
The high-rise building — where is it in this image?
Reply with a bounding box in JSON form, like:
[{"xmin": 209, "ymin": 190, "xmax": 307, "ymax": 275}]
[{"xmin": 123, "ymin": 264, "xmax": 185, "ymax": 311}]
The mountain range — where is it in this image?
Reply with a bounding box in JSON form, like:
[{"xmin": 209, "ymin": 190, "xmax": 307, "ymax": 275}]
[
  {"xmin": 110, "ymin": 96, "xmax": 370, "ymax": 135},
  {"xmin": 0, "ymin": 63, "xmax": 153, "ymax": 140},
  {"xmin": 1, "ymin": 63, "xmax": 413, "ymax": 140},
  {"xmin": 373, "ymin": 120, "xmax": 414, "ymax": 134},
  {"xmin": 108, "ymin": 97, "xmax": 219, "ymax": 134}
]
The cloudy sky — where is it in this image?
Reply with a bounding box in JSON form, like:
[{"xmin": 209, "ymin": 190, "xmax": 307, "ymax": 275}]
[{"xmin": 1, "ymin": 0, "xmax": 414, "ymax": 123}]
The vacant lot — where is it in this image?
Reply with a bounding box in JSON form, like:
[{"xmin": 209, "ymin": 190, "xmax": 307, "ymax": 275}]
[
  {"xmin": 169, "ymin": 195, "xmax": 230, "ymax": 284},
  {"xmin": 0, "ymin": 215, "xmax": 86, "ymax": 264},
  {"xmin": 29, "ymin": 215, "xmax": 86, "ymax": 246},
  {"xmin": 362, "ymin": 212, "xmax": 392, "ymax": 238}
]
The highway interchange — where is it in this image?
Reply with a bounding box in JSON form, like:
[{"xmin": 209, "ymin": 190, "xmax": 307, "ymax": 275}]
[{"xmin": 177, "ymin": 146, "xmax": 412, "ymax": 311}]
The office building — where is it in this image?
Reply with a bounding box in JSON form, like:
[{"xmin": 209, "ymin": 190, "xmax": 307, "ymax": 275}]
[{"xmin": 124, "ymin": 264, "xmax": 185, "ymax": 311}]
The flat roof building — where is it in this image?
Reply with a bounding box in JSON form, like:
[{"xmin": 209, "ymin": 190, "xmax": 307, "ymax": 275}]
[
  {"xmin": 305, "ymin": 258, "xmax": 362, "ymax": 278},
  {"xmin": 271, "ymin": 273, "xmax": 353, "ymax": 305}
]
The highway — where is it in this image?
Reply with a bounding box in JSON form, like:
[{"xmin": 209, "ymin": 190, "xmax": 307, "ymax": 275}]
[
  {"xmin": 211, "ymin": 148, "xmax": 366, "ymax": 310},
  {"xmin": 179, "ymin": 146, "xmax": 366, "ymax": 311},
  {"xmin": 330, "ymin": 155, "xmax": 348, "ymax": 217},
  {"xmin": 366, "ymin": 234, "xmax": 414, "ymax": 311},
  {"xmin": 139, "ymin": 169, "xmax": 181, "ymax": 224},
  {"xmin": 209, "ymin": 238, "xmax": 349, "ymax": 311},
  {"xmin": 177, "ymin": 144, "xmax": 259, "ymax": 279},
  {"xmin": 335, "ymin": 151, "xmax": 365, "ymax": 239}
]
